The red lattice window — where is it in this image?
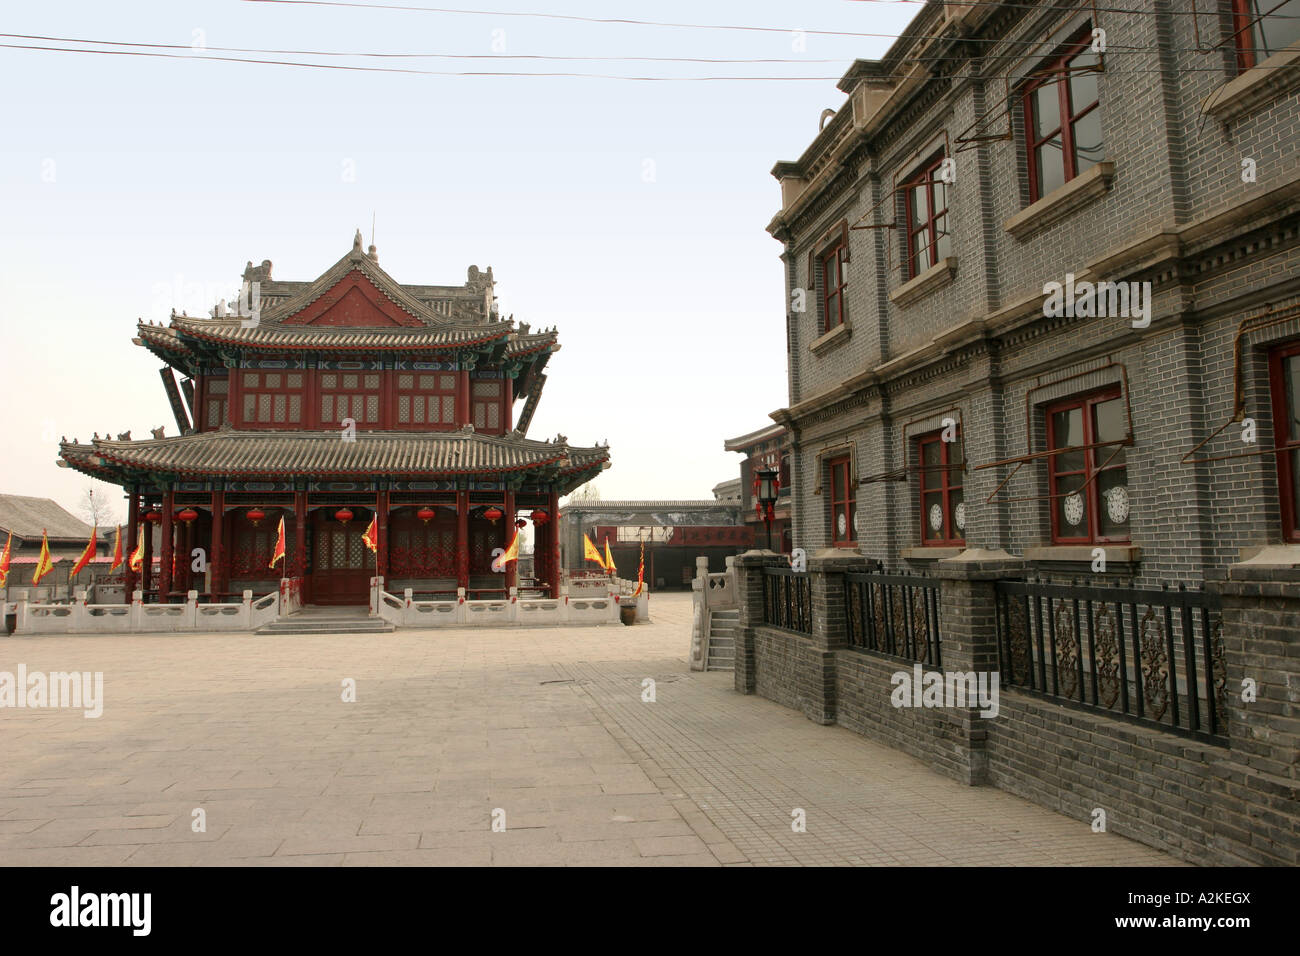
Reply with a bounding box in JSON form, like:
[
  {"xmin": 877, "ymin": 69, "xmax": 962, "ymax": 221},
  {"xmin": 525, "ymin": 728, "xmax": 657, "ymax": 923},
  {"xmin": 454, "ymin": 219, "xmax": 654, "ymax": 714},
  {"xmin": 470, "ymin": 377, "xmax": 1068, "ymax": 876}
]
[
  {"xmin": 320, "ymin": 371, "xmax": 380, "ymax": 426},
  {"xmin": 472, "ymin": 380, "xmax": 503, "ymax": 433},
  {"xmin": 828, "ymin": 455, "xmax": 856, "ymax": 547},
  {"xmin": 204, "ymin": 376, "xmax": 229, "ymax": 431},
  {"xmin": 1023, "ymin": 34, "xmax": 1103, "ymax": 203},
  {"xmin": 389, "ymin": 508, "xmax": 458, "ymax": 577},
  {"xmin": 241, "ymin": 371, "xmax": 304, "ymax": 426},
  {"xmin": 396, "ymin": 372, "xmax": 457, "ymax": 429},
  {"xmin": 230, "ymin": 522, "xmax": 282, "ymax": 577}
]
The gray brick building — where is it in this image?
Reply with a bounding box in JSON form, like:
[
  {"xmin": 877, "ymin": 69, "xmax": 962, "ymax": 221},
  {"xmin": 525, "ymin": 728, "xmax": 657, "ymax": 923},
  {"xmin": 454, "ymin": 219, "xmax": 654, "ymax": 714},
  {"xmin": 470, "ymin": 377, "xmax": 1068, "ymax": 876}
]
[{"xmin": 765, "ymin": 0, "xmax": 1300, "ymax": 584}]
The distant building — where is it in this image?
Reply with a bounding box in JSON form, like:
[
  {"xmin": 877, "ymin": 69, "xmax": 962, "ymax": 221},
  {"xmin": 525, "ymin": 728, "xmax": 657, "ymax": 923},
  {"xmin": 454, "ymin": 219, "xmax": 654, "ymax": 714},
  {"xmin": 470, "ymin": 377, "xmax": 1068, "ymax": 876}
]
[
  {"xmin": 0, "ymin": 494, "xmax": 113, "ymax": 600},
  {"xmin": 711, "ymin": 478, "xmax": 742, "ymax": 504},
  {"xmin": 559, "ymin": 499, "xmax": 748, "ymax": 589},
  {"xmin": 724, "ymin": 424, "xmax": 792, "ymax": 553}
]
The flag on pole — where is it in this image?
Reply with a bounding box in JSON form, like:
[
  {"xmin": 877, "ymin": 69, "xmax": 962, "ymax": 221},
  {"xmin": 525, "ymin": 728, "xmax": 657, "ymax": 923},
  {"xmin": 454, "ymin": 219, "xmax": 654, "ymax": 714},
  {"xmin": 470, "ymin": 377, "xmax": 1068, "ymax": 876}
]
[
  {"xmin": 70, "ymin": 525, "xmax": 98, "ymax": 578},
  {"xmin": 583, "ymin": 533, "xmax": 606, "ymax": 569},
  {"xmin": 269, "ymin": 516, "xmax": 286, "ymax": 569},
  {"xmin": 634, "ymin": 535, "xmax": 645, "ymax": 597},
  {"xmin": 31, "ymin": 531, "xmax": 55, "ymax": 586},
  {"xmin": 128, "ymin": 525, "xmax": 145, "ymax": 573},
  {"xmin": 109, "ymin": 525, "xmax": 123, "ymax": 573},
  {"xmin": 492, "ymin": 528, "xmax": 520, "ymax": 572},
  {"xmin": 0, "ymin": 532, "xmax": 11, "ymax": 589},
  {"xmin": 604, "ymin": 537, "xmax": 616, "ymax": 577},
  {"xmin": 362, "ymin": 515, "xmax": 379, "ymax": 553}
]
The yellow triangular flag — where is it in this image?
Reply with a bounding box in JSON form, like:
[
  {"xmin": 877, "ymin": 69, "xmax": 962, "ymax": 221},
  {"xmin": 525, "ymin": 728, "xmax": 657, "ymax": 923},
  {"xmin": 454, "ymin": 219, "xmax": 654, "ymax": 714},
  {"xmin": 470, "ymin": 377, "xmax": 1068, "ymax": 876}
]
[{"xmin": 583, "ymin": 533, "xmax": 606, "ymax": 569}]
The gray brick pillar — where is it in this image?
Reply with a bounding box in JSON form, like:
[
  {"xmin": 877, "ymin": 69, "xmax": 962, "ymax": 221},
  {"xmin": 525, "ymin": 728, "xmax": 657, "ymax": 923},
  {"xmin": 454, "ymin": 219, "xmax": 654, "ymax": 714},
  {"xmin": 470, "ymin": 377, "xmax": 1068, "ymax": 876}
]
[
  {"xmin": 733, "ymin": 550, "xmax": 776, "ymax": 695},
  {"xmin": 1206, "ymin": 566, "xmax": 1300, "ymax": 865},
  {"xmin": 802, "ymin": 551, "xmax": 858, "ymax": 724},
  {"xmin": 932, "ymin": 551, "xmax": 1023, "ymax": 785}
]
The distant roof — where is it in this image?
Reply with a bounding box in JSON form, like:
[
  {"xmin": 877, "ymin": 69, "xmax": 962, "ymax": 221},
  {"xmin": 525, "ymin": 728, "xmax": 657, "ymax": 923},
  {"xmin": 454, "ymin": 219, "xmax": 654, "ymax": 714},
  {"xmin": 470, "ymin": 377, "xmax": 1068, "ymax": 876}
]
[
  {"xmin": 561, "ymin": 500, "xmax": 725, "ymax": 510},
  {"xmin": 0, "ymin": 494, "xmax": 98, "ymax": 544},
  {"xmin": 723, "ymin": 423, "xmax": 786, "ymax": 452}
]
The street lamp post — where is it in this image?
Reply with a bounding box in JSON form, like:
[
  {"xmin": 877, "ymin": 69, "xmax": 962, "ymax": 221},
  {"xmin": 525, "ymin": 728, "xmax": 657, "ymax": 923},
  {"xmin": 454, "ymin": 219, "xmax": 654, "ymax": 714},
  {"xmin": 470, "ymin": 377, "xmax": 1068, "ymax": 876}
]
[{"xmin": 754, "ymin": 466, "xmax": 780, "ymax": 552}]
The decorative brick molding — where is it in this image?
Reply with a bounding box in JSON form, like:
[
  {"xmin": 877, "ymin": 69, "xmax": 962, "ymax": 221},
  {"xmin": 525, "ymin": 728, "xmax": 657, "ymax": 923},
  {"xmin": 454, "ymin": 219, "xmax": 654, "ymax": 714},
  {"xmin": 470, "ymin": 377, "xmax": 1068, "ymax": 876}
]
[
  {"xmin": 889, "ymin": 256, "xmax": 957, "ymax": 308},
  {"xmin": 809, "ymin": 321, "xmax": 852, "ymax": 356},
  {"xmin": 1003, "ymin": 162, "xmax": 1116, "ymax": 240}
]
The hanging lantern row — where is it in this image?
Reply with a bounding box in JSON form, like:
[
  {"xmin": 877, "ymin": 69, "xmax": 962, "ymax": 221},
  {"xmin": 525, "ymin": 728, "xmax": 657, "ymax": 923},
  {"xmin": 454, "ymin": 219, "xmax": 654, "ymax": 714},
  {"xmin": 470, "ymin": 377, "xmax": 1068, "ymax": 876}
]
[
  {"xmin": 145, "ymin": 510, "xmax": 162, "ymax": 524},
  {"xmin": 482, "ymin": 506, "xmax": 503, "ymax": 523},
  {"xmin": 530, "ymin": 509, "xmax": 549, "ymax": 525},
  {"xmin": 176, "ymin": 508, "xmax": 199, "ymax": 526}
]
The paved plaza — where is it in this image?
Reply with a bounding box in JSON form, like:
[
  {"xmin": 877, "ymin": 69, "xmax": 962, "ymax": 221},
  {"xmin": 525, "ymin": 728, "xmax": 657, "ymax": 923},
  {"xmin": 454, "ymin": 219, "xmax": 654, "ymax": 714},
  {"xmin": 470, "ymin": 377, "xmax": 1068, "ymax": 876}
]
[{"xmin": 0, "ymin": 593, "xmax": 1180, "ymax": 866}]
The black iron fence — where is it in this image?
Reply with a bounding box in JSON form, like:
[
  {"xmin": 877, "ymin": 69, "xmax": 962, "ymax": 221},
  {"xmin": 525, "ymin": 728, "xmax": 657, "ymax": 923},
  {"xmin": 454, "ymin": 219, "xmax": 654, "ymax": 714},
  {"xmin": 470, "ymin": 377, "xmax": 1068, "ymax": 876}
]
[
  {"xmin": 762, "ymin": 567, "xmax": 811, "ymax": 633},
  {"xmin": 995, "ymin": 578, "xmax": 1227, "ymax": 742},
  {"xmin": 844, "ymin": 567, "xmax": 943, "ymax": 666}
]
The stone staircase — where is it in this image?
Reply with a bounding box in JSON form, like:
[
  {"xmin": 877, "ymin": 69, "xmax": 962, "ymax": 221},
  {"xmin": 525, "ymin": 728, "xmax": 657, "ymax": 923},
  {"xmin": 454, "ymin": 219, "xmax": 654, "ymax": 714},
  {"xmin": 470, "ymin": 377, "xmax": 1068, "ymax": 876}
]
[
  {"xmin": 705, "ymin": 608, "xmax": 738, "ymax": 671},
  {"xmin": 257, "ymin": 606, "xmax": 395, "ymax": 635}
]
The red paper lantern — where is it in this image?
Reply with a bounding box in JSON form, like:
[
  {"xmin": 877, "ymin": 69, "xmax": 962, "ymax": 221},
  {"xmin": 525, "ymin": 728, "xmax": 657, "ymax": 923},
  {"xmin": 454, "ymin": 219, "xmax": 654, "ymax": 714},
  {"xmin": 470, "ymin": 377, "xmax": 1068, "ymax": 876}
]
[
  {"xmin": 177, "ymin": 508, "xmax": 198, "ymax": 525},
  {"xmin": 144, "ymin": 510, "xmax": 162, "ymax": 524},
  {"xmin": 482, "ymin": 506, "xmax": 503, "ymax": 523},
  {"xmin": 335, "ymin": 508, "xmax": 354, "ymax": 525},
  {"xmin": 416, "ymin": 507, "xmax": 436, "ymax": 524},
  {"xmin": 515, "ymin": 518, "xmax": 527, "ymax": 529},
  {"xmin": 246, "ymin": 507, "xmax": 266, "ymax": 526},
  {"xmin": 530, "ymin": 509, "xmax": 549, "ymax": 525}
]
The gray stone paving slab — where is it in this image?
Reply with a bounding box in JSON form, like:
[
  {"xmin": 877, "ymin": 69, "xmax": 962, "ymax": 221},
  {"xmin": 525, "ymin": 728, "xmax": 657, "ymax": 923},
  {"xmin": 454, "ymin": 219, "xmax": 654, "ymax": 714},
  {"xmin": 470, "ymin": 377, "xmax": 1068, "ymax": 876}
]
[{"xmin": 0, "ymin": 592, "xmax": 1181, "ymax": 866}]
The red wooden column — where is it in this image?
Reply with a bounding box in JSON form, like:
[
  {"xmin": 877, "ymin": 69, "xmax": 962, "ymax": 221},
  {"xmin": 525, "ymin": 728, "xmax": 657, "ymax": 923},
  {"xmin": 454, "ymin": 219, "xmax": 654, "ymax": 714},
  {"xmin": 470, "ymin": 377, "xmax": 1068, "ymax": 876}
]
[
  {"xmin": 503, "ymin": 489, "xmax": 516, "ymax": 592},
  {"xmin": 158, "ymin": 488, "xmax": 175, "ymax": 602},
  {"xmin": 210, "ymin": 490, "xmax": 225, "ymax": 599},
  {"xmin": 293, "ymin": 490, "xmax": 307, "ymax": 579},
  {"xmin": 142, "ymin": 509, "xmax": 154, "ymax": 595},
  {"xmin": 548, "ymin": 490, "xmax": 561, "ymax": 598},
  {"xmin": 502, "ymin": 379, "xmax": 513, "ymax": 432},
  {"xmin": 456, "ymin": 489, "xmax": 470, "ymax": 591},
  {"xmin": 455, "ymin": 365, "xmax": 470, "ymax": 426},
  {"xmin": 377, "ymin": 489, "xmax": 390, "ymax": 579},
  {"xmin": 124, "ymin": 492, "xmax": 140, "ymax": 603}
]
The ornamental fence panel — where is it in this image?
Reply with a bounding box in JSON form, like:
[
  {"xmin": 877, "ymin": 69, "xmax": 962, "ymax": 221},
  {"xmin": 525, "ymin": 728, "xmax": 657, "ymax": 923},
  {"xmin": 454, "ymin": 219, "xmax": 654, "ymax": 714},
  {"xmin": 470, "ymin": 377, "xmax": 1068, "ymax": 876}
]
[
  {"xmin": 843, "ymin": 566, "xmax": 942, "ymax": 666},
  {"xmin": 995, "ymin": 578, "xmax": 1227, "ymax": 742},
  {"xmin": 761, "ymin": 567, "xmax": 811, "ymax": 634}
]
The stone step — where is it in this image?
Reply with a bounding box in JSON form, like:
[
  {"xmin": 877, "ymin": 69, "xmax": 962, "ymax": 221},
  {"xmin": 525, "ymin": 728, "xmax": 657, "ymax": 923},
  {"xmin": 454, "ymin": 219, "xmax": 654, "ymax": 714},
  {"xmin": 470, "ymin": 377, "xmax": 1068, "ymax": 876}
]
[
  {"xmin": 711, "ymin": 610, "xmax": 740, "ymax": 620},
  {"xmin": 710, "ymin": 625, "xmax": 738, "ymax": 635},
  {"xmin": 258, "ymin": 619, "xmax": 395, "ymax": 635},
  {"xmin": 708, "ymin": 636, "xmax": 734, "ymax": 648}
]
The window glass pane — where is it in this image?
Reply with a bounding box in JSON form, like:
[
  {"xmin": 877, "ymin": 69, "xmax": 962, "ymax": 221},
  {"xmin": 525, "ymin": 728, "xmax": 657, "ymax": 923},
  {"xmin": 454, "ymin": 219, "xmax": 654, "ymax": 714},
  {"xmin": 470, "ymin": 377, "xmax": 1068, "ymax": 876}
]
[
  {"xmin": 418, "ymin": 374, "xmax": 436, "ymax": 389},
  {"xmin": 910, "ymin": 185, "xmax": 927, "ymax": 229},
  {"xmin": 1093, "ymin": 397, "xmax": 1127, "ymax": 467},
  {"xmin": 1068, "ymin": 51, "xmax": 1100, "ymax": 110},
  {"xmin": 442, "ymin": 396, "xmax": 455, "ymax": 422},
  {"xmin": 933, "ymin": 214, "xmax": 951, "ymax": 262},
  {"xmin": 949, "ymin": 433, "xmax": 965, "ymax": 467},
  {"xmin": 244, "ymin": 394, "xmax": 256, "ymax": 419},
  {"xmin": 1255, "ymin": 0, "xmax": 1300, "ymax": 58},
  {"xmin": 343, "ymin": 374, "xmax": 358, "ymax": 389},
  {"xmin": 366, "ymin": 395, "xmax": 378, "ymax": 422},
  {"xmin": 933, "ymin": 179, "xmax": 948, "ymax": 214},
  {"xmin": 823, "ymin": 254, "xmax": 837, "ymax": 290},
  {"xmin": 1097, "ymin": 467, "xmax": 1130, "ymax": 538},
  {"xmin": 1056, "ymin": 485, "xmax": 1088, "ymax": 536},
  {"xmin": 273, "ymin": 394, "xmax": 286, "ymax": 422},
  {"xmin": 264, "ymin": 373, "xmax": 281, "ymax": 389},
  {"xmin": 288, "ymin": 395, "xmax": 301, "ymax": 423},
  {"xmin": 830, "ymin": 461, "xmax": 844, "ymax": 500},
  {"xmin": 473, "ymin": 405, "xmax": 486, "ymax": 429},
  {"xmin": 365, "ymin": 374, "xmax": 380, "ymax": 390},
  {"xmin": 398, "ymin": 395, "xmax": 411, "ymax": 424},
  {"xmin": 244, "ymin": 372, "xmax": 259, "ymax": 388},
  {"xmin": 321, "ymin": 373, "xmax": 337, "ymax": 389},
  {"xmin": 259, "ymin": 394, "xmax": 271, "ymax": 422},
  {"xmin": 922, "ymin": 491, "xmax": 944, "ymax": 540},
  {"xmin": 825, "ymin": 291, "xmax": 840, "ymax": 326},
  {"xmin": 208, "ymin": 399, "xmax": 221, "ymax": 427},
  {"xmin": 322, "ymin": 394, "xmax": 334, "ymax": 422},
  {"xmin": 949, "ymin": 488, "xmax": 965, "ymax": 540},
  {"xmin": 1036, "ymin": 140, "xmax": 1066, "ymax": 196},
  {"xmin": 1284, "ymin": 355, "xmax": 1300, "ymax": 441},
  {"xmin": 287, "ymin": 373, "xmax": 302, "ymax": 389},
  {"xmin": 1032, "ymin": 81, "xmax": 1061, "ymax": 140},
  {"xmin": 414, "ymin": 396, "xmax": 425, "ymax": 423},
  {"xmin": 1052, "ymin": 408, "xmax": 1085, "ymax": 472},
  {"xmin": 487, "ymin": 405, "xmax": 500, "ymax": 430},
  {"xmin": 1071, "ymin": 108, "xmax": 1104, "ymax": 175},
  {"xmin": 398, "ymin": 374, "xmax": 413, "ymax": 390},
  {"xmin": 208, "ymin": 379, "xmax": 228, "ymax": 395},
  {"xmin": 473, "ymin": 381, "xmax": 498, "ymax": 398},
  {"xmin": 921, "ymin": 441, "xmax": 941, "ymax": 489},
  {"xmin": 912, "ymin": 233, "xmax": 932, "ymax": 273},
  {"xmin": 441, "ymin": 374, "xmax": 456, "ymax": 391}
]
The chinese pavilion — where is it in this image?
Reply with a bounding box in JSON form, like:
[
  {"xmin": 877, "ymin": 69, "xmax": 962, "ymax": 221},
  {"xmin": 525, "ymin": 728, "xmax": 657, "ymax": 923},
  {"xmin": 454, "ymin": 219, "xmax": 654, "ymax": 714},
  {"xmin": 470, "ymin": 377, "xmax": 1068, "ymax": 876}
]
[{"xmin": 57, "ymin": 232, "xmax": 609, "ymax": 606}]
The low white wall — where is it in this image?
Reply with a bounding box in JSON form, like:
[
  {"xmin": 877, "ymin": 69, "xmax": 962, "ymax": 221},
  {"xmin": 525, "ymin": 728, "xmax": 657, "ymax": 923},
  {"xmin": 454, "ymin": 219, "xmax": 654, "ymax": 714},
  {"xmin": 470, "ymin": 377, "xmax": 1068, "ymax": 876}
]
[
  {"xmin": 9, "ymin": 586, "xmax": 285, "ymax": 635},
  {"xmin": 373, "ymin": 579, "xmax": 632, "ymax": 628}
]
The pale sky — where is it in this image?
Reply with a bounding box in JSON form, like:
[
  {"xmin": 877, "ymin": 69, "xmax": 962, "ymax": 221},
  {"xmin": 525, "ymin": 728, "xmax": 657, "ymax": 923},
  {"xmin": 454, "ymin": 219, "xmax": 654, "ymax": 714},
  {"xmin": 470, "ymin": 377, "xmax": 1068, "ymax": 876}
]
[{"xmin": 0, "ymin": 0, "xmax": 917, "ymax": 523}]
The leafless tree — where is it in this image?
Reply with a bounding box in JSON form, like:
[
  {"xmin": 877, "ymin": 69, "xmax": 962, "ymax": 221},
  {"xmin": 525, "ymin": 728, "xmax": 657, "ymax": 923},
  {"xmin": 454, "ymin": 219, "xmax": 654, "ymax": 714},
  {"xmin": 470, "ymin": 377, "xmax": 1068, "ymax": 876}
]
[{"xmin": 78, "ymin": 487, "xmax": 119, "ymax": 529}]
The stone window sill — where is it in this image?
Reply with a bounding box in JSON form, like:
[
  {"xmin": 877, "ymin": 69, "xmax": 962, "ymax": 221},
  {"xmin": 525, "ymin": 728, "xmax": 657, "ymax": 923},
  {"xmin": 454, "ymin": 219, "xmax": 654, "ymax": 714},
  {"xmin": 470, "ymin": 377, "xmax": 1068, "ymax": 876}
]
[
  {"xmin": 810, "ymin": 321, "xmax": 852, "ymax": 355},
  {"xmin": 1004, "ymin": 162, "xmax": 1116, "ymax": 241},
  {"xmin": 1024, "ymin": 544, "xmax": 1141, "ymax": 564},
  {"xmin": 889, "ymin": 257, "xmax": 957, "ymax": 308},
  {"xmin": 901, "ymin": 546, "xmax": 963, "ymax": 560},
  {"xmin": 1204, "ymin": 44, "xmax": 1300, "ymax": 123}
]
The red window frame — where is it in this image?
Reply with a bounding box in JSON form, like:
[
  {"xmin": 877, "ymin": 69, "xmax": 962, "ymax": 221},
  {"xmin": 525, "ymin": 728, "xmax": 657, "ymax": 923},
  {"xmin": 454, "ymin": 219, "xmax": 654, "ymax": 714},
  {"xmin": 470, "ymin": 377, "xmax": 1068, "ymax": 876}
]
[
  {"xmin": 916, "ymin": 430, "xmax": 965, "ymax": 546},
  {"xmin": 395, "ymin": 371, "xmax": 457, "ymax": 430},
  {"xmin": 319, "ymin": 370, "xmax": 381, "ymax": 427},
  {"xmin": 1045, "ymin": 387, "xmax": 1129, "ymax": 545},
  {"xmin": 202, "ymin": 375, "xmax": 229, "ymax": 431},
  {"xmin": 903, "ymin": 153, "xmax": 950, "ymax": 280},
  {"xmin": 819, "ymin": 241, "xmax": 849, "ymax": 333},
  {"xmin": 1023, "ymin": 33, "xmax": 1103, "ymax": 203},
  {"xmin": 240, "ymin": 369, "xmax": 304, "ymax": 428},
  {"xmin": 1231, "ymin": 0, "xmax": 1300, "ymax": 72},
  {"xmin": 1268, "ymin": 340, "xmax": 1300, "ymax": 542},
  {"xmin": 827, "ymin": 455, "xmax": 856, "ymax": 547},
  {"xmin": 471, "ymin": 378, "xmax": 504, "ymax": 434}
]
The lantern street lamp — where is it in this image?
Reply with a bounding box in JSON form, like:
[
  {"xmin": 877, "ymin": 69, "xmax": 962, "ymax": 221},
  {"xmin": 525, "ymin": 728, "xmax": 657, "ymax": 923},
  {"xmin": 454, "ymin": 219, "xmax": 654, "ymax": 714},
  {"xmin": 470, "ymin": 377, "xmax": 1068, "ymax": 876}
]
[{"xmin": 754, "ymin": 466, "xmax": 781, "ymax": 552}]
